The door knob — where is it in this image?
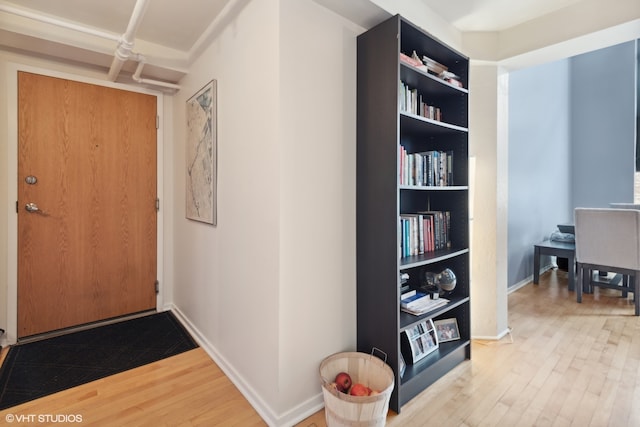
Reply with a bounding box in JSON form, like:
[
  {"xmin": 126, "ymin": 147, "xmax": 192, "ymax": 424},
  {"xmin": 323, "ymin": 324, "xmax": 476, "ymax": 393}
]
[{"xmin": 25, "ymin": 202, "xmax": 40, "ymax": 213}]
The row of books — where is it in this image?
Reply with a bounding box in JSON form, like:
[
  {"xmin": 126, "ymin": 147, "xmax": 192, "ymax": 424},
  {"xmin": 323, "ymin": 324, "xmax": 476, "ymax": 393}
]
[
  {"xmin": 400, "ymin": 211, "xmax": 451, "ymax": 257},
  {"xmin": 399, "ymin": 145, "xmax": 454, "ymax": 187},
  {"xmin": 399, "ymin": 81, "xmax": 442, "ymax": 121}
]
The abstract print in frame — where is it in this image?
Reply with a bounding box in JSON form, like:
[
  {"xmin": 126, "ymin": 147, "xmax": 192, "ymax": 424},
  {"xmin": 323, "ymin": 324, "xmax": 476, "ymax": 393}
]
[{"xmin": 186, "ymin": 80, "xmax": 217, "ymax": 225}]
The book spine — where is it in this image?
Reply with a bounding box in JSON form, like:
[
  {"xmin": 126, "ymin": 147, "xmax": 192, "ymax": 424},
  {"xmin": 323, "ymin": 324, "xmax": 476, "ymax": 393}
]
[
  {"xmin": 418, "ymin": 214, "xmax": 424, "ymax": 254},
  {"xmin": 447, "ymin": 150, "xmax": 454, "ymax": 185}
]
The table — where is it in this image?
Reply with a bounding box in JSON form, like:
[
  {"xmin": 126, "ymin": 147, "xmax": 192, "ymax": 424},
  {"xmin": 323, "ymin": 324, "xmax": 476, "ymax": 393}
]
[
  {"xmin": 533, "ymin": 240, "xmax": 576, "ymax": 291},
  {"xmin": 609, "ymin": 203, "xmax": 640, "ymax": 209}
]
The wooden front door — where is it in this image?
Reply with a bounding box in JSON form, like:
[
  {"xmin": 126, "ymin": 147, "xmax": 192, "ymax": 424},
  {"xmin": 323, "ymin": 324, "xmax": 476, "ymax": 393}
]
[{"xmin": 17, "ymin": 72, "xmax": 158, "ymax": 338}]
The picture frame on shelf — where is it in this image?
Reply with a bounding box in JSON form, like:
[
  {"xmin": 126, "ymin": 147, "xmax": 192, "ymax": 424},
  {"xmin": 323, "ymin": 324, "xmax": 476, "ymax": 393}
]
[
  {"xmin": 403, "ymin": 319, "xmax": 438, "ymax": 364},
  {"xmin": 406, "ymin": 324, "xmax": 419, "ymax": 339},
  {"xmin": 434, "ymin": 318, "xmax": 460, "ymax": 343}
]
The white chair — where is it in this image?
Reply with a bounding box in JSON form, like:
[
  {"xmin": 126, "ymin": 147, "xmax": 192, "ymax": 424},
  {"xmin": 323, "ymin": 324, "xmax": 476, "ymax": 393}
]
[{"xmin": 574, "ymin": 208, "xmax": 640, "ymax": 315}]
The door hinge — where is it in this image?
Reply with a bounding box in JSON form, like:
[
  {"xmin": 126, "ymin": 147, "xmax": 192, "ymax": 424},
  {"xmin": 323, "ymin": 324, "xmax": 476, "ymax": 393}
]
[
  {"xmin": 155, "ymin": 280, "xmax": 159, "ymax": 294},
  {"xmin": 156, "ymin": 115, "xmax": 159, "ymax": 129},
  {"xmin": 16, "ymin": 201, "xmax": 18, "ymax": 213},
  {"xmin": 155, "ymin": 198, "xmax": 160, "ymax": 212}
]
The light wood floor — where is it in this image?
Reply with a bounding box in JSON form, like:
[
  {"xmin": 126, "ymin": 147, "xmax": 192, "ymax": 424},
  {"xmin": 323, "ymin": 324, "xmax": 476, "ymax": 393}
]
[
  {"xmin": 298, "ymin": 268, "xmax": 640, "ymax": 427},
  {"xmin": 2, "ymin": 268, "xmax": 640, "ymax": 426},
  {"xmin": 0, "ymin": 347, "xmax": 266, "ymax": 426}
]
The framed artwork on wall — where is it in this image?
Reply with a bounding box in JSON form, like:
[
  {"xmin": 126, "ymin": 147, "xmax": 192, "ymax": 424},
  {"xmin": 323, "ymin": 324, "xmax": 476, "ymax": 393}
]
[{"xmin": 186, "ymin": 79, "xmax": 217, "ymax": 225}]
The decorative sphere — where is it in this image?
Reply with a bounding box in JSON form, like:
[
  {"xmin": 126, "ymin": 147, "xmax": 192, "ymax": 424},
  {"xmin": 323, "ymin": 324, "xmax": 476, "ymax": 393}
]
[{"xmin": 435, "ymin": 268, "xmax": 457, "ymax": 292}]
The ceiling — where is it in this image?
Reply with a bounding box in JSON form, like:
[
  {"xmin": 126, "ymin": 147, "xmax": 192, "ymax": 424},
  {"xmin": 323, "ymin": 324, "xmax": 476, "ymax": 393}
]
[
  {"xmin": 421, "ymin": 0, "xmax": 585, "ymax": 32},
  {"xmin": 1, "ymin": 0, "xmax": 230, "ymax": 51},
  {"xmin": 0, "ymin": 0, "xmax": 587, "ymax": 87}
]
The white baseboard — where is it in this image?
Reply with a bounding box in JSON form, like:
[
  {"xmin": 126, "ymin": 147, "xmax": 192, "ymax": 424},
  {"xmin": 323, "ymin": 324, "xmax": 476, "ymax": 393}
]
[
  {"xmin": 0, "ymin": 329, "xmax": 8, "ymax": 349},
  {"xmin": 508, "ymin": 278, "xmax": 531, "ymax": 294},
  {"xmin": 508, "ymin": 263, "xmax": 555, "ymax": 295},
  {"xmin": 167, "ymin": 305, "xmax": 277, "ymax": 424},
  {"xmin": 276, "ymin": 394, "xmax": 325, "ymax": 427},
  {"xmin": 169, "ymin": 305, "xmax": 324, "ymax": 427},
  {"xmin": 472, "ymin": 326, "xmax": 512, "ymax": 341},
  {"xmin": 473, "ymin": 264, "xmax": 556, "ymax": 341}
]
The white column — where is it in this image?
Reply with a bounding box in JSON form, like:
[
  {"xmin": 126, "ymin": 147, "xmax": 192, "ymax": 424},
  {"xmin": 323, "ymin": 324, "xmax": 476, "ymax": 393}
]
[{"xmin": 469, "ymin": 62, "xmax": 509, "ymax": 339}]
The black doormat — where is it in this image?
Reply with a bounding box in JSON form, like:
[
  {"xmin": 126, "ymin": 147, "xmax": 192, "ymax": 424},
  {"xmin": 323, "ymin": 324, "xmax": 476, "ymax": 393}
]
[{"xmin": 0, "ymin": 311, "xmax": 198, "ymax": 410}]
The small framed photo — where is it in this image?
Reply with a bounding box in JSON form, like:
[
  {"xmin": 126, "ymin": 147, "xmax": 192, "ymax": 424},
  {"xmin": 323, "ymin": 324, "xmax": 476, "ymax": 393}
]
[
  {"xmin": 402, "ymin": 319, "xmax": 439, "ymax": 364},
  {"xmin": 434, "ymin": 318, "xmax": 460, "ymax": 343},
  {"xmin": 406, "ymin": 325, "xmax": 420, "ymax": 339}
]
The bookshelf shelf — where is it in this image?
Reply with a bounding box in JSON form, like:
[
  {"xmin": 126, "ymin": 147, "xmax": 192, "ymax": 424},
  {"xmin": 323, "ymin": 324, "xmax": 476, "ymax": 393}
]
[
  {"xmin": 400, "ymin": 112, "xmax": 468, "ymax": 134},
  {"xmin": 399, "ymin": 185, "xmax": 469, "ymax": 191},
  {"xmin": 399, "ymin": 248, "xmax": 469, "ymax": 270},
  {"xmin": 400, "ymin": 63, "xmax": 469, "ymax": 96},
  {"xmin": 357, "ymin": 14, "xmax": 470, "ymax": 413},
  {"xmin": 400, "ymin": 338, "xmax": 471, "ymax": 385},
  {"xmin": 400, "ymin": 296, "xmax": 469, "ymax": 330}
]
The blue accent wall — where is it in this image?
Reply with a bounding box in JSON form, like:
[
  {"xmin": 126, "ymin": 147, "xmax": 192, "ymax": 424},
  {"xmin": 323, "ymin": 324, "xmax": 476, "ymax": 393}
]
[
  {"xmin": 507, "ymin": 40, "xmax": 637, "ymax": 288},
  {"xmin": 570, "ymin": 42, "xmax": 636, "ymax": 209},
  {"xmin": 508, "ymin": 59, "xmax": 572, "ymax": 287}
]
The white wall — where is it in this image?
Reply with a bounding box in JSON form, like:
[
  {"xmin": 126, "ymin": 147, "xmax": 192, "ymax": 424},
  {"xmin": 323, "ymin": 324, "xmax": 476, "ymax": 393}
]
[
  {"xmin": 170, "ymin": 0, "xmax": 361, "ymax": 424},
  {"xmin": 278, "ymin": 0, "xmax": 360, "ymax": 420},
  {"xmin": 0, "ymin": 54, "xmax": 13, "ymax": 338},
  {"xmin": 369, "ymin": 0, "xmax": 462, "ymax": 50},
  {"xmin": 467, "ymin": 63, "xmax": 509, "ymax": 339},
  {"xmin": 171, "ymin": 0, "xmax": 281, "ymax": 422},
  {"xmin": 2, "ymin": 0, "xmax": 639, "ymax": 424}
]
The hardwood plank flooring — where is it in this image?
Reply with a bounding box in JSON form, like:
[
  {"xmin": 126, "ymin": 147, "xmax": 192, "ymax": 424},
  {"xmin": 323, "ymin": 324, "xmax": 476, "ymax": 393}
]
[
  {"xmin": 0, "ymin": 347, "xmax": 266, "ymax": 426},
  {"xmin": 2, "ymin": 268, "xmax": 640, "ymax": 426},
  {"xmin": 299, "ymin": 268, "xmax": 640, "ymax": 427}
]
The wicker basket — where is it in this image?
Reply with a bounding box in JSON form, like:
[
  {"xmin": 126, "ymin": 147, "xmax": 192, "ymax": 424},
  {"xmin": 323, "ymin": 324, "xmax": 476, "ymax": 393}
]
[{"xmin": 319, "ymin": 351, "xmax": 395, "ymax": 427}]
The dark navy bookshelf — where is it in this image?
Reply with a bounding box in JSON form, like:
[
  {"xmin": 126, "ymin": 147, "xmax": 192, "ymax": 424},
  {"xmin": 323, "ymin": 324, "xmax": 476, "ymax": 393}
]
[{"xmin": 357, "ymin": 14, "xmax": 470, "ymax": 413}]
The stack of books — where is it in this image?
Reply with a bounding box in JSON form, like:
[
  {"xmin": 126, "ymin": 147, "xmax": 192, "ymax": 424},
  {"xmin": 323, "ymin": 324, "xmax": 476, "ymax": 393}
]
[
  {"xmin": 439, "ymin": 71, "xmax": 463, "ymax": 88},
  {"xmin": 400, "ymin": 51, "xmax": 464, "ymax": 89},
  {"xmin": 422, "ymin": 55, "xmax": 447, "ymax": 75},
  {"xmin": 401, "ymin": 290, "xmax": 449, "ymax": 316},
  {"xmin": 399, "ymin": 52, "xmax": 422, "ymax": 68}
]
